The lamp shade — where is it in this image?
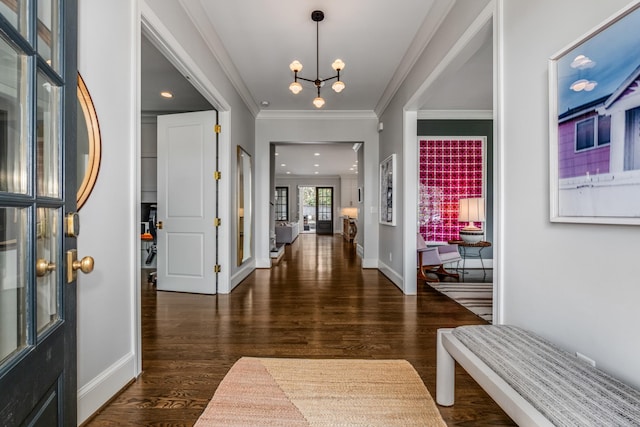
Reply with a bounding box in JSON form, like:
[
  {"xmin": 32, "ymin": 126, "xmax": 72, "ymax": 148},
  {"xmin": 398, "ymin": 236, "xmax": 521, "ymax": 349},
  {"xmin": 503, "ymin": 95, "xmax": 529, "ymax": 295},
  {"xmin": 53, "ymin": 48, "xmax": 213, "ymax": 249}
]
[
  {"xmin": 458, "ymin": 198, "xmax": 485, "ymax": 243},
  {"xmin": 289, "ymin": 60, "xmax": 303, "ymax": 72},
  {"xmin": 312, "ymin": 96, "xmax": 325, "ymax": 108},
  {"xmin": 289, "ymin": 81, "xmax": 302, "ymax": 94},
  {"xmin": 458, "ymin": 198, "xmax": 485, "ymax": 223},
  {"xmin": 332, "ymin": 80, "xmax": 345, "ymax": 93}
]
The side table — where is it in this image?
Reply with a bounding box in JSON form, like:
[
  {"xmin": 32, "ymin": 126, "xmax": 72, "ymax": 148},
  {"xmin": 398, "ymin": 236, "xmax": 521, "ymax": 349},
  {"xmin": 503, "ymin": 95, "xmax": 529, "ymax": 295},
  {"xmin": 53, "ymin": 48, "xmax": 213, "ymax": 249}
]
[{"xmin": 447, "ymin": 240, "xmax": 491, "ymax": 281}]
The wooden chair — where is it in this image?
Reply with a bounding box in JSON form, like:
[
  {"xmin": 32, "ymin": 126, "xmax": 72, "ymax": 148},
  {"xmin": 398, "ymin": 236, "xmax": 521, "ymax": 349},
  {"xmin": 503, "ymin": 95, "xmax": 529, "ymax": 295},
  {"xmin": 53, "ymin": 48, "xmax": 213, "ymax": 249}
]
[{"xmin": 417, "ymin": 233, "xmax": 461, "ymax": 282}]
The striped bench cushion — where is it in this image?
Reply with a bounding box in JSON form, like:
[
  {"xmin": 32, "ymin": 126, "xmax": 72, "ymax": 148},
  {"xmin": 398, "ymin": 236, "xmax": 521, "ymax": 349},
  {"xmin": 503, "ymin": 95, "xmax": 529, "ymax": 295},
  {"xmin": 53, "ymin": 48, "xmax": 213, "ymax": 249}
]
[{"xmin": 452, "ymin": 325, "xmax": 640, "ymax": 427}]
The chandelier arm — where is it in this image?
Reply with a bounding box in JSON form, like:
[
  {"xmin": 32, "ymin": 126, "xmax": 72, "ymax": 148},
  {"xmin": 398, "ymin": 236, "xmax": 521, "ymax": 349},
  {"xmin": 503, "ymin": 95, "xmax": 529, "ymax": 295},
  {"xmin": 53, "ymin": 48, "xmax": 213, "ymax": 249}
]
[
  {"xmin": 296, "ymin": 76, "xmax": 317, "ymax": 83},
  {"xmin": 318, "ymin": 74, "xmax": 339, "ymax": 83}
]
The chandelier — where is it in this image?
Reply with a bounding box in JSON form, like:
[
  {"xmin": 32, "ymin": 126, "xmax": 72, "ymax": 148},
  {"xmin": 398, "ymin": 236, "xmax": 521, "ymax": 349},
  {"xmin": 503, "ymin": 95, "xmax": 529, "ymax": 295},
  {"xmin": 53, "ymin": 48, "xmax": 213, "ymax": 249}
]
[{"xmin": 288, "ymin": 10, "xmax": 345, "ymax": 109}]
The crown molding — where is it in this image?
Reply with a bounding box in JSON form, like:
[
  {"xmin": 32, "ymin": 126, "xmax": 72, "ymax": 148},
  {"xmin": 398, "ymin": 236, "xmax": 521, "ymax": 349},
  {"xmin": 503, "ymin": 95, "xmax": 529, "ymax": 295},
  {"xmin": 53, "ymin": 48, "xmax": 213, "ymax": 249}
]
[
  {"xmin": 256, "ymin": 110, "xmax": 378, "ymax": 120},
  {"xmin": 178, "ymin": 0, "xmax": 259, "ymax": 117},
  {"xmin": 374, "ymin": 0, "xmax": 455, "ymax": 117},
  {"xmin": 417, "ymin": 110, "xmax": 493, "ymax": 120}
]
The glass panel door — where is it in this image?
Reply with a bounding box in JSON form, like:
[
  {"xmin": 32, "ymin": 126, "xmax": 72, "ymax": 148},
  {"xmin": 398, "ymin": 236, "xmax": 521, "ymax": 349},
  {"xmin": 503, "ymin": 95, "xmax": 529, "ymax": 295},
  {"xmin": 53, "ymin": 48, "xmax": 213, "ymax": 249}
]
[
  {"xmin": 0, "ymin": 0, "xmax": 78, "ymax": 424},
  {"xmin": 316, "ymin": 187, "xmax": 333, "ymax": 235}
]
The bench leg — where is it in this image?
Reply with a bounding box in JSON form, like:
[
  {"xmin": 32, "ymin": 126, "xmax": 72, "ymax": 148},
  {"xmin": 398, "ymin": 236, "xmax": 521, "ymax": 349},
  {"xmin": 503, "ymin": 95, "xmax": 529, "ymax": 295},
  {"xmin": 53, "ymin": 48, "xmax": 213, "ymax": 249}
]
[{"xmin": 436, "ymin": 328, "xmax": 455, "ymax": 406}]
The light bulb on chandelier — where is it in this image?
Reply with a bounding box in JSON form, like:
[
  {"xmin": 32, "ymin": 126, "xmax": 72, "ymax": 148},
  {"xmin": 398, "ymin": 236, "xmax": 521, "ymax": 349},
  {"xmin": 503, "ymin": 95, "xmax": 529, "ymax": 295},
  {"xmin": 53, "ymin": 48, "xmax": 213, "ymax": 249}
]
[{"xmin": 287, "ymin": 10, "xmax": 345, "ymax": 108}]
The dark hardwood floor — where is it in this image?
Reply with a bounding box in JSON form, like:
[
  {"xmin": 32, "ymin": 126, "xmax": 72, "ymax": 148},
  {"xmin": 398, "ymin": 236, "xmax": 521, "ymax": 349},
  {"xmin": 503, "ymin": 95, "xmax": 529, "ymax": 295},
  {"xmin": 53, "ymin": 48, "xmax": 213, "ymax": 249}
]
[{"xmin": 85, "ymin": 234, "xmax": 514, "ymax": 426}]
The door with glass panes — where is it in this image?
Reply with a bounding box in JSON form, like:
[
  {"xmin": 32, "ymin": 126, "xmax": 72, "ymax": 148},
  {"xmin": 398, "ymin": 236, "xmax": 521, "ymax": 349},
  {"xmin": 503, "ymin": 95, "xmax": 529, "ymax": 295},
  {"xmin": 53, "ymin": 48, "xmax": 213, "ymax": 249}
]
[
  {"xmin": 0, "ymin": 1, "xmax": 81, "ymax": 425},
  {"xmin": 315, "ymin": 187, "xmax": 333, "ymax": 235}
]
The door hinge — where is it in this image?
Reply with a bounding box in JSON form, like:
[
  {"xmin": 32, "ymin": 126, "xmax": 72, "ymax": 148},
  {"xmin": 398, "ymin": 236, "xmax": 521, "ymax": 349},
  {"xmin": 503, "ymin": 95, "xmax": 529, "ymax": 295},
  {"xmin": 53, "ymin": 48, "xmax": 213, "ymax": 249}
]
[
  {"xmin": 213, "ymin": 171, "xmax": 221, "ymax": 180},
  {"xmin": 214, "ymin": 265, "xmax": 221, "ymax": 273},
  {"xmin": 214, "ymin": 124, "xmax": 221, "ymax": 134},
  {"xmin": 214, "ymin": 218, "xmax": 221, "ymax": 227}
]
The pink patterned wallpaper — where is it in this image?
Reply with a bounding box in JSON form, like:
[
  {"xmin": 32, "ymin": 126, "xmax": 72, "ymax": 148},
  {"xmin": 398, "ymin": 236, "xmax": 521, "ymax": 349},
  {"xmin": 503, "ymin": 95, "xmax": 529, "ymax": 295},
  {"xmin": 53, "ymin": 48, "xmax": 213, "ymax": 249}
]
[{"xmin": 418, "ymin": 138, "xmax": 484, "ymax": 243}]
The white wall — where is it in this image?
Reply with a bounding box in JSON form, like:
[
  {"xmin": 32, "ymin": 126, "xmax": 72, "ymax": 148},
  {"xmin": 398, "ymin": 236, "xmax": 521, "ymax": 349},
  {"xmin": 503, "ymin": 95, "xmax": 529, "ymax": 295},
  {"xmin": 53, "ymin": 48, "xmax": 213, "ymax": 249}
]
[
  {"xmin": 76, "ymin": 1, "xmax": 138, "ymax": 423},
  {"xmin": 256, "ymin": 113, "xmax": 379, "ymax": 269},
  {"xmin": 498, "ymin": 0, "xmax": 640, "ymax": 388},
  {"xmin": 76, "ymin": 1, "xmax": 256, "ymax": 423}
]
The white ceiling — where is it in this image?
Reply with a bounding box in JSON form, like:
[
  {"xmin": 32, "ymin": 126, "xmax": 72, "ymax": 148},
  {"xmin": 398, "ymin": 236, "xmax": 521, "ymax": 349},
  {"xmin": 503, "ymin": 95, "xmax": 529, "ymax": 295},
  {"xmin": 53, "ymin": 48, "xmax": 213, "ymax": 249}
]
[{"xmin": 141, "ymin": 0, "xmax": 493, "ymax": 175}]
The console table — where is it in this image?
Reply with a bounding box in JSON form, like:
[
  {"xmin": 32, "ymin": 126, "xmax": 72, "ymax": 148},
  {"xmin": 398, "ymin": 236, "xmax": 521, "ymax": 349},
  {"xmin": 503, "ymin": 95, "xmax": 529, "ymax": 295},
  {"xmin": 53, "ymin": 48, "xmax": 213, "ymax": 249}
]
[
  {"xmin": 342, "ymin": 217, "xmax": 357, "ymax": 243},
  {"xmin": 447, "ymin": 240, "xmax": 491, "ymax": 281}
]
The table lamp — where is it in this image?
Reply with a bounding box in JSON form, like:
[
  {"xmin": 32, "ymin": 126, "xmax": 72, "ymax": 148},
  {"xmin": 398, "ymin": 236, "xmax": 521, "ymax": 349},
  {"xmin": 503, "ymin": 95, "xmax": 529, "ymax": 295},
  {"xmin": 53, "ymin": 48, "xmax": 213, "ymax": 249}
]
[{"xmin": 458, "ymin": 198, "xmax": 485, "ymax": 243}]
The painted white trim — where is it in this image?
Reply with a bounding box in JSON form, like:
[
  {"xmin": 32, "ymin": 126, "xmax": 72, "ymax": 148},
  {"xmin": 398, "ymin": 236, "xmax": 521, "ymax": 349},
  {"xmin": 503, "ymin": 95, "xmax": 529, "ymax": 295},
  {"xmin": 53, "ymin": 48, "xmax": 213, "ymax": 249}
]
[
  {"xmin": 140, "ymin": 2, "xmax": 231, "ymax": 112},
  {"xmin": 418, "ymin": 110, "xmax": 493, "ymax": 120},
  {"xmin": 378, "ymin": 260, "xmax": 404, "ymax": 292},
  {"xmin": 77, "ymin": 353, "xmax": 136, "ymax": 424},
  {"xmin": 405, "ymin": 2, "xmax": 495, "ymax": 112},
  {"xmin": 494, "ymin": 0, "xmax": 504, "ymax": 325},
  {"xmin": 230, "ymin": 260, "xmax": 255, "ymax": 292},
  {"xmin": 177, "ymin": 0, "xmax": 258, "ymax": 116},
  {"xmin": 402, "ymin": 111, "xmax": 418, "ymax": 295},
  {"xmin": 256, "ymin": 110, "xmax": 378, "ymax": 120},
  {"xmin": 217, "ymin": 110, "xmax": 232, "ymax": 294},
  {"xmin": 132, "ymin": 0, "xmax": 143, "ymax": 380},
  {"xmin": 375, "ymin": 0, "xmax": 456, "ymax": 117},
  {"xmin": 361, "ymin": 258, "xmax": 379, "ymax": 269}
]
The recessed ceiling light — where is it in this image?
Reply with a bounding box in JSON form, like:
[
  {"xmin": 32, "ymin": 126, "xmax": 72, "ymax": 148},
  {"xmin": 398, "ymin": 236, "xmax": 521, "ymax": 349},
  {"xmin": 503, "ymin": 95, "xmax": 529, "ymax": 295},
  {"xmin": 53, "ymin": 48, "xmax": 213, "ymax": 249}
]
[
  {"xmin": 286, "ymin": 171, "xmax": 291, "ymax": 174},
  {"xmin": 275, "ymin": 152, "xmax": 279, "ymax": 156},
  {"xmin": 314, "ymin": 152, "xmax": 320, "ymax": 156},
  {"xmin": 260, "ymin": 100, "xmax": 270, "ymax": 107},
  {"xmin": 314, "ymin": 171, "xmax": 319, "ymax": 174},
  {"xmin": 349, "ymin": 168, "xmax": 354, "ymax": 171},
  {"xmin": 160, "ymin": 91, "xmax": 173, "ymax": 98},
  {"xmin": 314, "ymin": 164, "xmax": 319, "ymax": 167},
  {"xmin": 281, "ymin": 163, "xmax": 286, "ymax": 167}
]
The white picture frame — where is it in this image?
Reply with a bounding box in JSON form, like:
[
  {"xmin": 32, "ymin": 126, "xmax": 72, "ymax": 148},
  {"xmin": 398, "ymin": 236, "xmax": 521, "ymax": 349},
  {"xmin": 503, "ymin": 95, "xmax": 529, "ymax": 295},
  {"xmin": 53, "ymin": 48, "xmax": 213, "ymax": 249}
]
[{"xmin": 549, "ymin": 2, "xmax": 640, "ymax": 224}]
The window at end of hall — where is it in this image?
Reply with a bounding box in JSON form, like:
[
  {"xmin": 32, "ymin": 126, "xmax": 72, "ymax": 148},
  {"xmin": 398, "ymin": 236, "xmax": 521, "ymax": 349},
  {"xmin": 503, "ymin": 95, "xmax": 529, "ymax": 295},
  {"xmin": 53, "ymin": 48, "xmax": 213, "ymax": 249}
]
[
  {"xmin": 575, "ymin": 114, "xmax": 611, "ymax": 152},
  {"xmin": 275, "ymin": 187, "xmax": 288, "ymax": 221}
]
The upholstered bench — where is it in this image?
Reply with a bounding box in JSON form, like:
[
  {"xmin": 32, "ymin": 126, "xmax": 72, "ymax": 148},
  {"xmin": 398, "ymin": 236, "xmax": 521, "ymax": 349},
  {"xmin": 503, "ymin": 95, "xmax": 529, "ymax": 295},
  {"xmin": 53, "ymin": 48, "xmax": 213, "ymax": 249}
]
[{"xmin": 437, "ymin": 325, "xmax": 640, "ymax": 426}]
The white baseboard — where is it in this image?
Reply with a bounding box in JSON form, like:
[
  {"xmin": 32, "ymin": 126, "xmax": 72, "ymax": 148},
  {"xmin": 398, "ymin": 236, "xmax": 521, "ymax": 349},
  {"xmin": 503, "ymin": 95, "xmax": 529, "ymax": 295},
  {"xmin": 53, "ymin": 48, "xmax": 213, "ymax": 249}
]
[
  {"xmin": 255, "ymin": 257, "xmax": 271, "ymax": 268},
  {"xmin": 77, "ymin": 352, "xmax": 136, "ymax": 425},
  {"xmin": 229, "ymin": 263, "xmax": 254, "ymax": 293},
  {"xmin": 378, "ymin": 261, "xmax": 403, "ymax": 292}
]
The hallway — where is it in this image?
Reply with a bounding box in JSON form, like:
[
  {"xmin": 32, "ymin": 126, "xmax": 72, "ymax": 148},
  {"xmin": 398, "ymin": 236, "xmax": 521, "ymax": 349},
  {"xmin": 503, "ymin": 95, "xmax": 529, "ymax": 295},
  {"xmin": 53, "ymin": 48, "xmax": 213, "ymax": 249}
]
[{"xmin": 86, "ymin": 234, "xmax": 513, "ymax": 426}]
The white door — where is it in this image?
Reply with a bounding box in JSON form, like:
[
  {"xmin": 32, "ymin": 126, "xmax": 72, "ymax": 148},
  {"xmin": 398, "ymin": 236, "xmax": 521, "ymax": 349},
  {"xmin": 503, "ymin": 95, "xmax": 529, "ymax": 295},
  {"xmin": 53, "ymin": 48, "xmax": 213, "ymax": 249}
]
[{"xmin": 156, "ymin": 111, "xmax": 217, "ymax": 294}]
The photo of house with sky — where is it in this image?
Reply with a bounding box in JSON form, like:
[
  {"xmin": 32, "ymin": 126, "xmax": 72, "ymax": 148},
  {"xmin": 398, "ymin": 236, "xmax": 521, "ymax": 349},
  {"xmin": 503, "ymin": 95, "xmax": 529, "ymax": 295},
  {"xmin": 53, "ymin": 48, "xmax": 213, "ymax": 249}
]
[{"xmin": 555, "ymin": 5, "xmax": 640, "ymax": 219}]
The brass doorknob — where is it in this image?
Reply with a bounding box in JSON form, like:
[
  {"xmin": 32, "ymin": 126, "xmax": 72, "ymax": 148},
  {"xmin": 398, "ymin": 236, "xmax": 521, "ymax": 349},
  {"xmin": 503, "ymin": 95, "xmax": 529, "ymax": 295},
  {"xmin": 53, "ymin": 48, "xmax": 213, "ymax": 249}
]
[
  {"xmin": 73, "ymin": 256, "xmax": 94, "ymax": 274},
  {"xmin": 66, "ymin": 250, "xmax": 95, "ymax": 283},
  {"xmin": 156, "ymin": 221, "xmax": 163, "ymax": 230},
  {"xmin": 36, "ymin": 259, "xmax": 56, "ymax": 277}
]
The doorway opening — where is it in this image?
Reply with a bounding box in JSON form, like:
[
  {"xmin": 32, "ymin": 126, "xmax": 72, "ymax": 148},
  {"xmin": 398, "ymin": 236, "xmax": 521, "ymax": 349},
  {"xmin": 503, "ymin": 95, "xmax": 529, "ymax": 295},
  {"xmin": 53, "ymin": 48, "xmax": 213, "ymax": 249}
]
[
  {"xmin": 298, "ymin": 186, "xmax": 334, "ymax": 235},
  {"xmin": 299, "ymin": 186, "xmax": 316, "ymax": 233}
]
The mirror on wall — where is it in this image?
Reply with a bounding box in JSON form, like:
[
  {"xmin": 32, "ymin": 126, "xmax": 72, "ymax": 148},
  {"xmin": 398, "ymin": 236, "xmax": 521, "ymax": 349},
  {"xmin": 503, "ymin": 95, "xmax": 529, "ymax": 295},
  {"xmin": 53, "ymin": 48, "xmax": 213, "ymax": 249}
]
[
  {"xmin": 237, "ymin": 146, "xmax": 252, "ymax": 265},
  {"xmin": 76, "ymin": 73, "xmax": 101, "ymax": 209}
]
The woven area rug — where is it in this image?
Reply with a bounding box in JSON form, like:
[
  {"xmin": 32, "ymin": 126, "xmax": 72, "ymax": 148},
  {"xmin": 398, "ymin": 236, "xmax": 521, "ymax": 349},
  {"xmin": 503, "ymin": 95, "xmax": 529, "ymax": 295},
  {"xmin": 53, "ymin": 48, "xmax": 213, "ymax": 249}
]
[
  {"xmin": 194, "ymin": 357, "xmax": 446, "ymax": 427},
  {"xmin": 428, "ymin": 282, "xmax": 493, "ymax": 323}
]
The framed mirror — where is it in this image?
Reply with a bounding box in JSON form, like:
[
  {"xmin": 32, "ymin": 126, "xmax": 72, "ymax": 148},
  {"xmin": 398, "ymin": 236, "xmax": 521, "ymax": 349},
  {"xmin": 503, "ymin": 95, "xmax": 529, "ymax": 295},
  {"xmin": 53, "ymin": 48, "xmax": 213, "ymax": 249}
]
[
  {"xmin": 237, "ymin": 146, "xmax": 252, "ymax": 265},
  {"xmin": 76, "ymin": 73, "xmax": 101, "ymax": 209}
]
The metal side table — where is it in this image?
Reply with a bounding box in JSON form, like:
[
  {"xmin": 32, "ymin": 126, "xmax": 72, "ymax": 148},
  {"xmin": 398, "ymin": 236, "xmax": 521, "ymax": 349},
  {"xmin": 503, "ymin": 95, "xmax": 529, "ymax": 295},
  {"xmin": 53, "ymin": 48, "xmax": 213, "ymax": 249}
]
[{"xmin": 447, "ymin": 240, "xmax": 491, "ymax": 281}]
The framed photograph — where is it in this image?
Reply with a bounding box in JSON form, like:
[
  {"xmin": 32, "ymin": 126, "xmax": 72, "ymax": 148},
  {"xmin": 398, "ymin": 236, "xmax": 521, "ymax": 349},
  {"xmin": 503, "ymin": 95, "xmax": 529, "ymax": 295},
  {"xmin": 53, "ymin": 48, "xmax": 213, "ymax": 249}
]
[
  {"xmin": 379, "ymin": 154, "xmax": 396, "ymax": 225},
  {"xmin": 549, "ymin": 3, "xmax": 640, "ymax": 224}
]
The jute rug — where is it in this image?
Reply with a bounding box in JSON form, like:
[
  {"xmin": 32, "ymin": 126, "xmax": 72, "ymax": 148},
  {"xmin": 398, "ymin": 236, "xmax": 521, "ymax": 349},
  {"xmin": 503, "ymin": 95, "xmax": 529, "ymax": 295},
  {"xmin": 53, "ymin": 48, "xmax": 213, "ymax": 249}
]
[
  {"xmin": 194, "ymin": 357, "xmax": 446, "ymax": 426},
  {"xmin": 427, "ymin": 282, "xmax": 493, "ymax": 323}
]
